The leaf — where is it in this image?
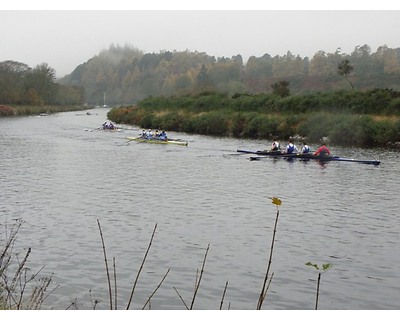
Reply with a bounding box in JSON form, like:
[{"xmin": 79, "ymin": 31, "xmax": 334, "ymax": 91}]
[
  {"xmin": 271, "ymin": 197, "xmax": 282, "ymax": 206},
  {"xmin": 305, "ymin": 262, "xmax": 319, "ymax": 270},
  {"xmin": 322, "ymin": 263, "xmax": 332, "ymax": 271}
]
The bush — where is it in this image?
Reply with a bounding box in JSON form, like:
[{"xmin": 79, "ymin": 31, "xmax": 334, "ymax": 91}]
[
  {"xmin": 191, "ymin": 112, "xmax": 229, "ymax": 136},
  {"xmin": 329, "ymin": 115, "xmax": 371, "ymax": 146},
  {"xmin": 230, "ymin": 113, "xmax": 247, "ymax": 138},
  {"xmin": 158, "ymin": 112, "xmax": 185, "ymax": 131},
  {"xmin": 387, "ymin": 98, "xmax": 400, "ymax": 115},
  {"xmin": 0, "ymin": 105, "xmax": 15, "ymax": 116},
  {"xmin": 241, "ymin": 113, "xmax": 260, "ymax": 139},
  {"xmin": 297, "ymin": 112, "xmax": 335, "ymax": 142}
]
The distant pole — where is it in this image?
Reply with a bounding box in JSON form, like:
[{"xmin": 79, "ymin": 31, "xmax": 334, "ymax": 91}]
[{"xmin": 104, "ymin": 92, "xmax": 106, "ymax": 106}]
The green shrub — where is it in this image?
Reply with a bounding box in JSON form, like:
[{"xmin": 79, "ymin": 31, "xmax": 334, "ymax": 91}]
[
  {"xmin": 158, "ymin": 112, "xmax": 185, "ymax": 131},
  {"xmin": 191, "ymin": 112, "xmax": 229, "ymax": 136},
  {"xmin": 139, "ymin": 113, "xmax": 156, "ymax": 129},
  {"xmin": 241, "ymin": 113, "xmax": 260, "ymax": 139},
  {"xmin": 365, "ymin": 119, "xmax": 398, "ymax": 146},
  {"xmin": 387, "ymin": 98, "xmax": 400, "ymax": 115},
  {"xmin": 297, "ymin": 112, "xmax": 335, "ymax": 142},
  {"xmin": 329, "ymin": 115, "xmax": 371, "ymax": 146},
  {"xmin": 231, "ymin": 113, "xmax": 248, "ymax": 138}
]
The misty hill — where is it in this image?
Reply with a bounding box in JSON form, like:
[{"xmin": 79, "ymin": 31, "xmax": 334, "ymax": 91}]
[{"xmin": 58, "ymin": 44, "xmax": 400, "ymax": 106}]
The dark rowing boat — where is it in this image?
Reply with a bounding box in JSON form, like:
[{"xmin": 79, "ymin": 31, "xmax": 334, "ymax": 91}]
[{"xmin": 236, "ymin": 149, "xmax": 381, "ymax": 165}]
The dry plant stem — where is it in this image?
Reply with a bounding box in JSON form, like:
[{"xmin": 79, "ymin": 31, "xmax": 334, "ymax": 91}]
[
  {"xmin": 113, "ymin": 257, "xmax": 117, "ymax": 310},
  {"xmin": 8, "ymin": 247, "xmax": 31, "ymax": 308},
  {"xmin": 11, "ymin": 247, "xmax": 31, "ymax": 292},
  {"xmin": 262, "ymin": 272, "xmax": 274, "ymax": 302},
  {"xmin": 30, "ymin": 276, "xmax": 52, "ymax": 309},
  {"xmin": 142, "ymin": 268, "xmax": 170, "ymax": 310},
  {"xmin": 315, "ymin": 272, "xmax": 321, "ymax": 310},
  {"xmin": 97, "ymin": 219, "xmax": 113, "ymax": 310},
  {"xmin": 126, "ymin": 223, "xmax": 158, "ymax": 310},
  {"xmin": 1, "ymin": 220, "xmax": 21, "ymax": 263},
  {"xmin": 219, "ymin": 281, "xmax": 228, "ymax": 310},
  {"xmin": 66, "ymin": 298, "xmax": 78, "ymax": 310},
  {"xmin": 257, "ymin": 208, "xmax": 280, "ymax": 310},
  {"xmin": 190, "ymin": 244, "xmax": 210, "ymax": 310},
  {"xmin": 194, "ymin": 269, "xmax": 199, "ymax": 292},
  {"xmin": 173, "ymin": 286, "xmax": 189, "ymax": 310}
]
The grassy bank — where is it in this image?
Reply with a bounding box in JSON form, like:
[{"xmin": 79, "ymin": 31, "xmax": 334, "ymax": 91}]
[
  {"xmin": 107, "ymin": 90, "xmax": 400, "ymax": 148},
  {"xmin": 0, "ymin": 104, "xmax": 88, "ymax": 117}
]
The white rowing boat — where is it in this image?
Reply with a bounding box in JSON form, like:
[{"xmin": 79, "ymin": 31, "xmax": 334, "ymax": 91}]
[{"xmin": 126, "ymin": 136, "xmax": 188, "ymax": 146}]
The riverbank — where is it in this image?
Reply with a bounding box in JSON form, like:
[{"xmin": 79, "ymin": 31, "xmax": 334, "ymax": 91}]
[
  {"xmin": 107, "ymin": 91, "xmax": 400, "ymax": 149},
  {"xmin": 0, "ymin": 104, "xmax": 88, "ymax": 117}
]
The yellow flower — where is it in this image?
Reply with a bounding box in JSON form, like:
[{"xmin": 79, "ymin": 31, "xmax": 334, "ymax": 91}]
[{"xmin": 270, "ymin": 197, "xmax": 282, "ymax": 206}]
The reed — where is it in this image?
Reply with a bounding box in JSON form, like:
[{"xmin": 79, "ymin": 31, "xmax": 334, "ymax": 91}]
[
  {"xmin": 257, "ymin": 196, "xmax": 282, "ymax": 309},
  {"xmin": 0, "ymin": 219, "xmax": 58, "ymax": 309},
  {"xmin": 305, "ymin": 262, "xmax": 332, "ymax": 309},
  {"xmin": 142, "ymin": 269, "xmax": 170, "ymax": 310},
  {"xmin": 126, "ymin": 223, "xmax": 158, "ymax": 310},
  {"xmin": 3, "ymin": 200, "xmax": 334, "ymax": 310},
  {"xmin": 190, "ymin": 244, "xmax": 210, "ymax": 310},
  {"xmin": 220, "ymin": 281, "xmax": 229, "ymax": 310},
  {"xmin": 97, "ymin": 219, "xmax": 113, "ymax": 309}
]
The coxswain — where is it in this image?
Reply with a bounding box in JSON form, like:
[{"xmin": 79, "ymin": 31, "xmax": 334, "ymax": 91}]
[{"xmin": 314, "ymin": 143, "xmax": 331, "ymax": 157}]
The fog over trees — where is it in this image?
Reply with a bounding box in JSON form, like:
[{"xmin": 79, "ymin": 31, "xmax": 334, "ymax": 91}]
[{"xmin": 2, "ymin": 43, "xmax": 400, "ymax": 106}]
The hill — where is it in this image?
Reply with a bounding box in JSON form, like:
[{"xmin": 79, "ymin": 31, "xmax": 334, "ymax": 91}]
[{"xmin": 58, "ymin": 44, "xmax": 400, "ymax": 106}]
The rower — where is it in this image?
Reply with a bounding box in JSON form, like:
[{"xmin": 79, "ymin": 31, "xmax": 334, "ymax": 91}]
[
  {"xmin": 301, "ymin": 142, "xmax": 311, "ymax": 154},
  {"xmin": 285, "ymin": 140, "xmax": 299, "ymax": 154},
  {"xmin": 314, "ymin": 143, "xmax": 331, "ymax": 157},
  {"xmin": 271, "ymin": 139, "xmax": 280, "ymax": 151},
  {"xmin": 159, "ymin": 130, "xmax": 168, "ymax": 141}
]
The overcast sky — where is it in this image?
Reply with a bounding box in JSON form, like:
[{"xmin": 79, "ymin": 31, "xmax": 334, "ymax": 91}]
[{"xmin": 1, "ymin": 2, "xmax": 400, "ymax": 78}]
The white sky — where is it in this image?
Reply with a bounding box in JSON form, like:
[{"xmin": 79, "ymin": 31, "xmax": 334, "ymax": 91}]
[{"xmin": 1, "ymin": 1, "xmax": 400, "ymax": 78}]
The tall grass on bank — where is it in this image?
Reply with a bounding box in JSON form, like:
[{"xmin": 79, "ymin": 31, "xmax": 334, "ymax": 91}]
[
  {"xmin": 0, "ymin": 105, "xmax": 88, "ymax": 117},
  {"xmin": 96, "ymin": 220, "xmax": 170, "ymax": 310},
  {"xmin": 108, "ymin": 91, "xmax": 400, "ymax": 148}
]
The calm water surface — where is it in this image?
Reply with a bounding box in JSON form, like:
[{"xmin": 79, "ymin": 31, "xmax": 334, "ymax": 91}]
[{"xmin": 1, "ymin": 109, "xmax": 399, "ymax": 310}]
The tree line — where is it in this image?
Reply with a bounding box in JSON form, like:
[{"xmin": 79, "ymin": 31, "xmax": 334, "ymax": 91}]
[
  {"xmin": 59, "ymin": 44, "xmax": 400, "ymax": 105},
  {"xmin": 0, "ymin": 60, "xmax": 84, "ymax": 106}
]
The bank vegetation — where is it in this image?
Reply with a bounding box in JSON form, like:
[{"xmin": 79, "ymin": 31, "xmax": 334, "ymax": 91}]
[{"xmin": 108, "ymin": 89, "xmax": 400, "ymax": 148}]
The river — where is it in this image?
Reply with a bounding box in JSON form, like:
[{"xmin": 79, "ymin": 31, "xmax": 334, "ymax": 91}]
[{"xmin": 0, "ymin": 108, "xmax": 399, "ymax": 310}]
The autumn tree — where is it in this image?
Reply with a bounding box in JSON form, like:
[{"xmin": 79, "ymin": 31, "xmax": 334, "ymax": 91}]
[
  {"xmin": 23, "ymin": 63, "xmax": 57, "ymax": 105},
  {"xmin": 338, "ymin": 59, "xmax": 354, "ymax": 90},
  {"xmin": 0, "ymin": 60, "xmax": 30, "ymax": 104},
  {"xmin": 271, "ymin": 80, "xmax": 290, "ymax": 97}
]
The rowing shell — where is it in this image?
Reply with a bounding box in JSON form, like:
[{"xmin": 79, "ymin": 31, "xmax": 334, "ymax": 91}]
[
  {"xmin": 237, "ymin": 149, "xmax": 380, "ymax": 165},
  {"xmin": 126, "ymin": 136, "xmax": 188, "ymax": 146}
]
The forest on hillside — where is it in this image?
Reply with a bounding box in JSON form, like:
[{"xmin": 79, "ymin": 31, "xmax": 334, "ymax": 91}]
[{"xmin": 58, "ymin": 44, "xmax": 400, "ymax": 105}]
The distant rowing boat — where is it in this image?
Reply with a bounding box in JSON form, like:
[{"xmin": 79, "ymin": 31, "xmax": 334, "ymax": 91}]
[
  {"xmin": 126, "ymin": 136, "xmax": 188, "ymax": 146},
  {"xmin": 237, "ymin": 149, "xmax": 381, "ymax": 165}
]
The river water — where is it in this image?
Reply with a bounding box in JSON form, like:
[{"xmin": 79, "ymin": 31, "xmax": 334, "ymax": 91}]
[{"xmin": 0, "ymin": 108, "xmax": 399, "ymax": 310}]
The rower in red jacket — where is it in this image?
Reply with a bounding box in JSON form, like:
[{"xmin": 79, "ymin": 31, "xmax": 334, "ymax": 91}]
[{"xmin": 314, "ymin": 143, "xmax": 331, "ymax": 157}]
